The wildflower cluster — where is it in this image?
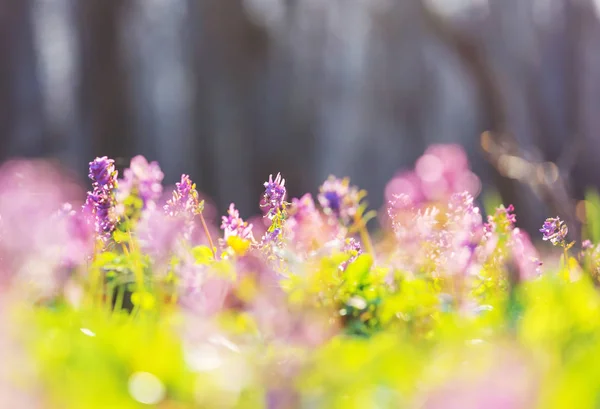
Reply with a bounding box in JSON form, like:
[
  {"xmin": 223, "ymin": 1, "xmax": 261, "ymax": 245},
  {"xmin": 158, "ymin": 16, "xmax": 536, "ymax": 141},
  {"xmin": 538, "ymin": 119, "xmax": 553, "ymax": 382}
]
[
  {"xmin": 1, "ymin": 146, "xmax": 600, "ymax": 409},
  {"xmin": 540, "ymin": 216, "xmax": 569, "ymax": 247}
]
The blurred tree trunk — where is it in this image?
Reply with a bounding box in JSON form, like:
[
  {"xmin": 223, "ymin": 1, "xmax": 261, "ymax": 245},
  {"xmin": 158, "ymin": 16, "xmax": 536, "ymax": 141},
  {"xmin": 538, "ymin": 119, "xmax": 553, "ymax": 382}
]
[
  {"xmin": 0, "ymin": 0, "xmax": 45, "ymax": 160},
  {"xmin": 77, "ymin": 0, "xmax": 133, "ymax": 170}
]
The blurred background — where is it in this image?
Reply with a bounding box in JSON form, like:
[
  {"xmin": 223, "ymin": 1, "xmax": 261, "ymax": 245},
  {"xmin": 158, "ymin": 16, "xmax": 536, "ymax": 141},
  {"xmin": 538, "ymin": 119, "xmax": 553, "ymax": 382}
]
[{"xmin": 0, "ymin": 0, "xmax": 598, "ymax": 237}]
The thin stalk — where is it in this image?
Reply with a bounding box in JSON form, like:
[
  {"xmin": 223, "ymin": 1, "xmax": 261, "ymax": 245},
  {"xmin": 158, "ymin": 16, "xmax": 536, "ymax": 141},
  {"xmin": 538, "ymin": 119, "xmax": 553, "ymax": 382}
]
[
  {"xmin": 114, "ymin": 284, "xmax": 125, "ymax": 314},
  {"xmin": 199, "ymin": 212, "xmax": 217, "ymax": 259},
  {"xmin": 563, "ymin": 245, "xmax": 570, "ymax": 281},
  {"xmin": 354, "ymin": 213, "xmax": 375, "ymax": 257}
]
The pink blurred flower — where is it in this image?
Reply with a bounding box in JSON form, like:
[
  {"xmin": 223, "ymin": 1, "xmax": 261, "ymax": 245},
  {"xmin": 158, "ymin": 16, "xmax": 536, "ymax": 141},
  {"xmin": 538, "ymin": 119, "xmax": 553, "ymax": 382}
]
[
  {"xmin": 384, "ymin": 144, "xmax": 481, "ymax": 208},
  {"xmin": 283, "ymin": 194, "xmax": 340, "ymax": 256},
  {"xmin": 178, "ymin": 265, "xmax": 231, "ymax": 317},
  {"xmin": 511, "ymin": 229, "xmax": 543, "ymax": 281},
  {"xmin": 422, "ymin": 349, "xmax": 537, "ymax": 409},
  {"xmin": 117, "ymin": 155, "xmax": 164, "ymax": 209},
  {"xmin": 0, "ymin": 159, "xmax": 88, "ymax": 296},
  {"xmin": 137, "ymin": 207, "xmax": 186, "ymax": 267}
]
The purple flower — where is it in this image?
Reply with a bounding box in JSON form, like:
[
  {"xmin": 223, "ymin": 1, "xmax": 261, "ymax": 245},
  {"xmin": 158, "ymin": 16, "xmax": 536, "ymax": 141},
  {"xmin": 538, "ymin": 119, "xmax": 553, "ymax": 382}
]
[
  {"xmin": 221, "ymin": 203, "xmax": 254, "ymax": 242},
  {"xmin": 342, "ymin": 237, "xmax": 362, "ymax": 254},
  {"xmin": 261, "ymin": 173, "xmax": 286, "ymax": 219},
  {"xmin": 539, "ymin": 217, "xmax": 568, "ymax": 246},
  {"xmin": 164, "ymin": 175, "xmax": 202, "ymax": 217},
  {"xmin": 261, "ymin": 228, "xmax": 282, "ymax": 244},
  {"xmin": 85, "ymin": 157, "xmax": 118, "ymax": 237},
  {"xmin": 117, "ymin": 155, "xmax": 164, "ymax": 208},
  {"xmin": 318, "ymin": 176, "xmax": 360, "ymax": 224}
]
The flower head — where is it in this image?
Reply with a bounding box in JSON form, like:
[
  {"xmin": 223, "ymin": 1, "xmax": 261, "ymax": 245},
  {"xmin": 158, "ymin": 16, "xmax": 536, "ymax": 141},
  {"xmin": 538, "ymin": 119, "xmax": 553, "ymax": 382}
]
[
  {"xmin": 221, "ymin": 203, "xmax": 254, "ymax": 242},
  {"xmin": 318, "ymin": 176, "xmax": 360, "ymax": 224},
  {"xmin": 164, "ymin": 175, "xmax": 202, "ymax": 217},
  {"xmin": 261, "ymin": 173, "xmax": 286, "ymax": 219},
  {"xmin": 117, "ymin": 155, "xmax": 164, "ymax": 208},
  {"xmin": 539, "ymin": 217, "xmax": 568, "ymax": 246},
  {"xmin": 88, "ymin": 156, "xmax": 117, "ymax": 189},
  {"xmin": 484, "ymin": 204, "xmax": 516, "ymax": 238}
]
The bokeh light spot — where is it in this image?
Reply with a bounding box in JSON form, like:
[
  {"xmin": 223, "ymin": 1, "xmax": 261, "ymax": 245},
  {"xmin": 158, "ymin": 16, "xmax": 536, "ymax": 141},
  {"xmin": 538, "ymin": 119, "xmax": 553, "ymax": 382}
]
[{"xmin": 128, "ymin": 372, "xmax": 166, "ymax": 405}]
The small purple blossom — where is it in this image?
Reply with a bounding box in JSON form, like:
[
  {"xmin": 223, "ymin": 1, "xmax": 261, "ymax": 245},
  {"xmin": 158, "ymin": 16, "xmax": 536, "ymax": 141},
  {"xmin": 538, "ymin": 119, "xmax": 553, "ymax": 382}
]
[
  {"xmin": 342, "ymin": 237, "xmax": 362, "ymax": 254},
  {"xmin": 261, "ymin": 173, "xmax": 286, "ymax": 219},
  {"xmin": 164, "ymin": 175, "xmax": 202, "ymax": 217},
  {"xmin": 117, "ymin": 155, "xmax": 164, "ymax": 208},
  {"xmin": 318, "ymin": 176, "xmax": 360, "ymax": 224},
  {"xmin": 539, "ymin": 217, "xmax": 568, "ymax": 246},
  {"xmin": 262, "ymin": 228, "xmax": 282, "ymax": 244},
  {"xmin": 221, "ymin": 203, "xmax": 254, "ymax": 242}
]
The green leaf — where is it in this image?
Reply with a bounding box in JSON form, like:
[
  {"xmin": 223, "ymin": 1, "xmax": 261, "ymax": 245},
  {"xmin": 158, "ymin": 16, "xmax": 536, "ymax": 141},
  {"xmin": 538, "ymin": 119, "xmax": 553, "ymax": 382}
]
[
  {"xmin": 482, "ymin": 189, "xmax": 502, "ymax": 218},
  {"xmin": 585, "ymin": 188, "xmax": 600, "ymax": 242},
  {"xmin": 344, "ymin": 253, "xmax": 373, "ymax": 285},
  {"xmin": 112, "ymin": 229, "xmax": 129, "ymax": 244},
  {"xmin": 92, "ymin": 251, "xmax": 118, "ymax": 267},
  {"xmin": 191, "ymin": 245, "xmax": 213, "ymax": 264}
]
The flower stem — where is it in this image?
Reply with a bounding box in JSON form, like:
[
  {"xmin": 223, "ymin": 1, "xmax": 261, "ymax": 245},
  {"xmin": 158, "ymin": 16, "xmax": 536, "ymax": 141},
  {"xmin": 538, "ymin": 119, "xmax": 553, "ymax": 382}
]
[
  {"xmin": 199, "ymin": 212, "xmax": 217, "ymax": 259},
  {"xmin": 354, "ymin": 214, "xmax": 375, "ymax": 257}
]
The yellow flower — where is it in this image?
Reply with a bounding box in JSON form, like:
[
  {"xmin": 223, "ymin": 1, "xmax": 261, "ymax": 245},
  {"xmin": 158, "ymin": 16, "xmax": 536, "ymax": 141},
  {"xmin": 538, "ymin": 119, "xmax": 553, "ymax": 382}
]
[{"xmin": 227, "ymin": 235, "xmax": 251, "ymax": 256}]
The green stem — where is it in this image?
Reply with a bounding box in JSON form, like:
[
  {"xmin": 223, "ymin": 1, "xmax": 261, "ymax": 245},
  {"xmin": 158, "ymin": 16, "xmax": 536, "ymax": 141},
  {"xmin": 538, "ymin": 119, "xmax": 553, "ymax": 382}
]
[
  {"xmin": 354, "ymin": 214, "xmax": 375, "ymax": 257},
  {"xmin": 113, "ymin": 284, "xmax": 125, "ymax": 314}
]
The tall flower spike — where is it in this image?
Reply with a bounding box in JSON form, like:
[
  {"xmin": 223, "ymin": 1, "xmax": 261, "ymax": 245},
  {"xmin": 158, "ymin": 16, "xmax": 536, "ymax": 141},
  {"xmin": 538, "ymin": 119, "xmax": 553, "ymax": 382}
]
[
  {"xmin": 539, "ymin": 217, "xmax": 568, "ymax": 246},
  {"xmin": 261, "ymin": 173, "xmax": 286, "ymax": 219},
  {"xmin": 85, "ymin": 156, "xmax": 118, "ymax": 238}
]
